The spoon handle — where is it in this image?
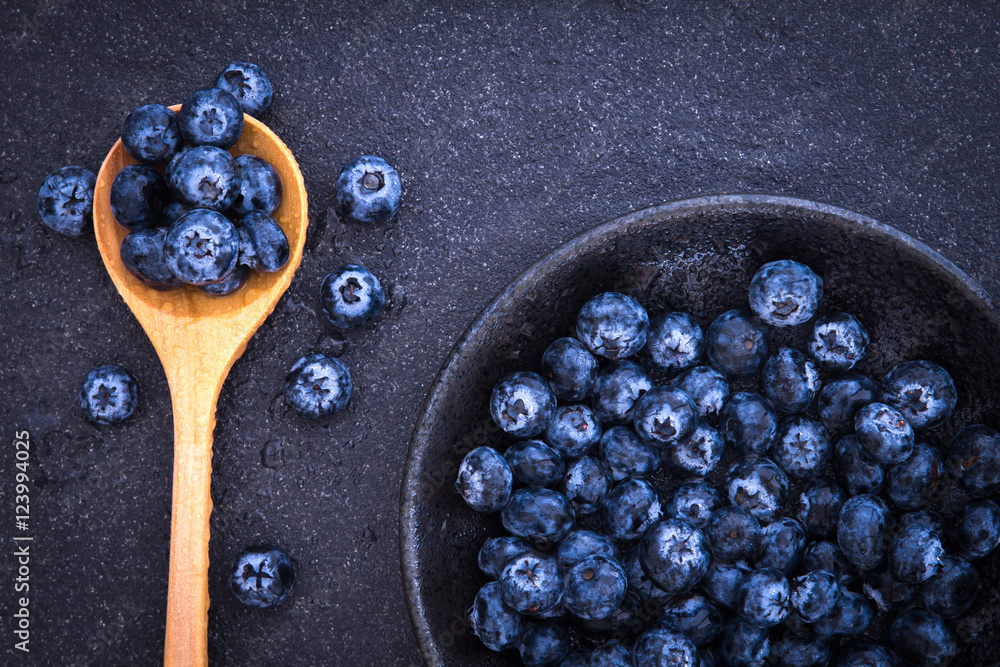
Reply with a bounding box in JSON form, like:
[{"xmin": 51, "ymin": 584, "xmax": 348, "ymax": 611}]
[{"xmin": 162, "ymin": 372, "xmax": 221, "ymax": 667}]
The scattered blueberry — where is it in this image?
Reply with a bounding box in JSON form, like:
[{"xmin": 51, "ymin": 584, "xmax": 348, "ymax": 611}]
[
  {"xmin": 862, "ymin": 565, "xmax": 915, "ymax": 613},
  {"xmin": 559, "ymin": 456, "xmax": 611, "ymax": 515},
  {"xmin": 795, "ymin": 477, "xmax": 845, "ymax": 538},
  {"xmin": 119, "ymin": 227, "xmax": 183, "ymax": 290},
  {"xmin": 953, "ymin": 499, "xmax": 1000, "ymax": 559},
  {"xmin": 576, "ymin": 292, "xmax": 649, "ymax": 361},
  {"xmin": 163, "ymin": 209, "xmax": 240, "ymax": 285},
  {"xmin": 920, "ymin": 554, "xmax": 979, "ymax": 620},
  {"xmin": 755, "ymin": 518, "xmax": 807, "ymax": 575},
  {"xmin": 889, "ymin": 609, "xmax": 956, "ymax": 667},
  {"xmin": 817, "ymin": 374, "xmax": 880, "ymax": 435},
  {"xmin": 789, "ymin": 570, "xmax": 839, "ymax": 622},
  {"xmin": 947, "ymin": 424, "xmax": 1000, "ymax": 496},
  {"xmin": 854, "ymin": 402, "xmax": 915, "ymax": 465},
  {"xmin": 598, "ymin": 425, "xmax": 660, "ymax": 481},
  {"xmin": 632, "ymin": 385, "xmax": 698, "ymax": 447},
  {"xmin": 663, "ymin": 423, "xmax": 723, "ymax": 478},
  {"xmin": 665, "ymin": 481, "xmax": 720, "ymax": 530},
  {"xmin": 638, "ymin": 518, "xmax": 711, "ymax": 595},
  {"xmin": 333, "ymin": 155, "xmax": 402, "ymax": 224},
  {"xmin": 720, "ymin": 392, "xmax": 778, "ymax": 457},
  {"xmin": 237, "ymin": 211, "xmax": 289, "ymax": 273},
  {"xmin": 469, "ymin": 581, "xmax": 526, "ymax": 651},
  {"xmin": 807, "ymin": 312, "xmax": 869, "ymax": 372},
  {"xmin": 283, "ymin": 353, "xmax": 352, "ymax": 420},
  {"xmin": 79, "ymin": 365, "xmax": 138, "ymax": 426},
  {"xmin": 770, "ymin": 632, "xmax": 831, "ymax": 667},
  {"xmin": 320, "ymin": 264, "xmax": 385, "ymax": 329},
  {"xmin": 37, "ymin": 166, "xmax": 96, "ymax": 236},
  {"xmin": 771, "ymin": 416, "xmax": 831, "ymax": 480},
  {"xmin": 178, "ymin": 87, "xmax": 244, "ymax": 148},
  {"xmin": 502, "ymin": 488, "xmax": 575, "ymax": 542},
  {"xmin": 882, "ymin": 360, "xmax": 957, "ymax": 431},
  {"xmin": 490, "ymin": 371, "xmax": 557, "ymax": 438},
  {"xmin": 707, "ymin": 506, "xmax": 762, "ymax": 563},
  {"xmin": 591, "ymin": 361, "xmax": 652, "ymax": 424},
  {"xmin": 643, "ymin": 312, "xmax": 704, "ymax": 373},
  {"xmin": 562, "ymin": 555, "xmax": 628, "ymax": 621},
  {"xmin": 632, "ymin": 627, "xmax": 699, "ymax": 666},
  {"xmin": 456, "ymin": 446, "xmax": 514, "ymax": 513},
  {"xmin": 231, "ymin": 154, "xmax": 282, "ymax": 216},
  {"xmin": 110, "ymin": 164, "xmax": 168, "ymax": 229},
  {"xmin": 228, "ymin": 544, "xmax": 294, "ymax": 609},
  {"xmin": 737, "ymin": 567, "xmax": 791, "ymax": 628},
  {"xmin": 120, "ymin": 104, "xmax": 182, "ymax": 164},
  {"xmin": 215, "ymin": 61, "xmax": 273, "ymax": 117},
  {"xmin": 748, "ymin": 259, "xmax": 823, "ymax": 327},
  {"xmin": 671, "ymin": 365, "xmax": 730, "ymax": 419},
  {"xmin": 838, "ymin": 494, "xmax": 892, "ymax": 570},
  {"xmin": 546, "ymin": 404, "xmax": 603, "ymax": 458},
  {"xmin": 559, "ymin": 651, "xmax": 591, "ymax": 667},
  {"xmin": 888, "ymin": 523, "xmax": 943, "ymax": 584},
  {"xmin": 166, "ymin": 145, "xmax": 240, "ymax": 211},
  {"xmin": 716, "ymin": 616, "xmax": 770, "ymax": 667},
  {"xmin": 602, "ymin": 478, "xmax": 663, "ymax": 542},
  {"xmin": 812, "ymin": 590, "xmax": 873, "ymax": 638},
  {"xmin": 588, "ymin": 641, "xmax": 632, "ymax": 667},
  {"xmin": 542, "ymin": 337, "xmax": 599, "ymax": 402},
  {"xmin": 701, "ymin": 560, "xmax": 750, "ymax": 610},
  {"xmin": 885, "ymin": 443, "xmax": 943, "ymax": 510},
  {"xmin": 557, "ymin": 530, "xmax": 618, "ymax": 570},
  {"xmin": 657, "ymin": 591, "xmax": 724, "ymax": 647},
  {"xmin": 802, "ymin": 541, "xmax": 856, "ymax": 587},
  {"xmin": 726, "ymin": 458, "xmax": 789, "ymax": 524},
  {"xmin": 705, "ymin": 310, "xmax": 769, "ymax": 377},
  {"xmin": 500, "ymin": 551, "xmax": 564, "ymax": 615},
  {"xmin": 835, "ymin": 643, "xmax": 899, "ymax": 667},
  {"xmin": 622, "ymin": 546, "xmax": 671, "ymax": 607},
  {"xmin": 506, "ymin": 440, "xmax": 566, "ymax": 488},
  {"xmin": 834, "ymin": 434, "xmax": 885, "ymax": 496},
  {"xmin": 479, "ymin": 536, "xmax": 531, "ymax": 579},
  {"xmin": 761, "ymin": 347, "xmax": 822, "ymax": 415}
]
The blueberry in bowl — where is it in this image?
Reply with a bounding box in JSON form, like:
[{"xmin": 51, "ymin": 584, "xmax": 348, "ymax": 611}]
[
  {"xmin": 401, "ymin": 196, "xmax": 1000, "ymax": 666},
  {"xmin": 177, "ymin": 87, "xmax": 244, "ymax": 148},
  {"xmin": 215, "ymin": 61, "xmax": 273, "ymax": 117}
]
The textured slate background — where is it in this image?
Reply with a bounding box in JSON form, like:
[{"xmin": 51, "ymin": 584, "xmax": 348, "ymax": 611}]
[{"xmin": 1, "ymin": 1, "xmax": 998, "ymax": 665}]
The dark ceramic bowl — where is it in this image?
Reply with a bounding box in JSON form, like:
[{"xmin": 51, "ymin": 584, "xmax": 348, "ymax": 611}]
[{"xmin": 400, "ymin": 194, "xmax": 1000, "ymax": 666}]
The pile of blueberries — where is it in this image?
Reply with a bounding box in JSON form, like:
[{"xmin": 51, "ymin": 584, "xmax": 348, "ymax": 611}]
[{"xmin": 456, "ymin": 259, "xmax": 1000, "ymax": 667}]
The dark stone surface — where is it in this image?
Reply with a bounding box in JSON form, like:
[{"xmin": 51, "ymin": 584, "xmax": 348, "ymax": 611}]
[{"xmin": 0, "ymin": 1, "xmax": 997, "ymax": 665}]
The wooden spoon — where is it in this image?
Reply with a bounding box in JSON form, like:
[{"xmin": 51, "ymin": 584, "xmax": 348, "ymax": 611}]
[{"xmin": 93, "ymin": 108, "xmax": 308, "ymax": 666}]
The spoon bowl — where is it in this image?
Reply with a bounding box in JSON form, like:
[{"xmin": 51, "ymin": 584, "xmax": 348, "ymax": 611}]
[{"xmin": 93, "ymin": 108, "xmax": 308, "ymax": 666}]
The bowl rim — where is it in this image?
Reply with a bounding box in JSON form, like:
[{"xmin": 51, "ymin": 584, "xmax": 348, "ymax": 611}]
[{"xmin": 398, "ymin": 193, "xmax": 997, "ymax": 666}]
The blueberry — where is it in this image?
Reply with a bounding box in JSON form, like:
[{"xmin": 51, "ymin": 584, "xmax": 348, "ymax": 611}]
[
  {"xmin": 603, "ymin": 478, "xmax": 663, "ymax": 542},
  {"xmin": 500, "ymin": 551, "xmax": 564, "ymax": 615},
  {"xmin": 834, "ymin": 435, "xmax": 885, "ymax": 496},
  {"xmin": 469, "ymin": 580, "xmax": 526, "ymax": 651},
  {"xmin": 455, "ymin": 446, "xmax": 514, "ymax": 512},
  {"xmin": 665, "ymin": 481, "xmax": 720, "ymax": 530},
  {"xmin": 491, "ymin": 371, "xmax": 557, "ymax": 438},
  {"xmin": 632, "ymin": 627, "xmax": 698, "ymax": 666},
  {"xmin": 705, "ymin": 310, "xmax": 769, "ymax": 377},
  {"xmin": 502, "ymin": 488, "xmax": 575, "ymax": 542},
  {"xmin": 707, "ymin": 506, "xmax": 762, "ymax": 562},
  {"xmin": 889, "ymin": 609, "xmax": 956, "ymax": 667},
  {"xmin": 716, "ymin": 616, "xmax": 770, "ymax": 667},
  {"xmin": 622, "ymin": 546, "xmax": 671, "ymax": 606},
  {"xmin": 854, "ymin": 402, "xmax": 914, "ymax": 465},
  {"xmin": 79, "ymin": 365, "xmax": 138, "ymax": 426},
  {"xmin": 163, "ymin": 209, "xmax": 240, "ymax": 285},
  {"xmin": 726, "ymin": 458, "xmax": 789, "ymax": 524},
  {"xmin": 215, "ymin": 61, "xmax": 273, "ymax": 117},
  {"xmin": 334, "ymin": 155, "xmax": 402, "ymax": 224},
  {"xmin": 632, "ymin": 386, "xmax": 698, "ymax": 447},
  {"xmin": 888, "ymin": 523, "xmax": 943, "ymax": 584},
  {"xmin": 900, "ymin": 509, "xmax": 946, "ymax": 534},
  {"xmin": 795, "ymin": 477, "xmax": 845, "ymax": 538},
  {"xmin": 110, "ymin": 165, "xmax": 168, "ymax": 229},
  {"xmin": 802, "ymin": 541, "xmax": 857, "ymax": 587},
  {"xmin": 920, "ymin": 554, "xmax": 979, "ymax": 619},
  {"xmin": 235, "ymin": 211, "xmax": 289, "ymax": 273},
  {"xmin": 591, "ymin": 361, "xmax": 653, "ymax": 424},
  {"xmin": 812, "ymin": 590, "xmax": 873, "ymax": 638},
  {"xmin": 120, "ymin": 104, "xmax": 182, "ymax": 164},
  {"xmin": 862, "ymin": 565, "xmax": 916, "ymax": 613},
  {"xmin": 947, "ymin": 424, "xmax": 1000, "ymax": 496},
  {"xmin": 178, "ymin": 87, "xmax": 244, "ymax": 148},
  {"xmin": 817, "ymin": 374, "xmax": 880, "ymax": 435},
  {"xmin": 663, "ymin": 423, "xmax": 723, "ymax": 478},
  {"xmin": 790, "ymin": 570, "xmax": 840, "ymax": 622},
  {"xmin": 672, "ymin": 365, "xmax": 730, "ymax": 419},
  {"xmin": 228, "ymin": 544, "xmax": 294, "ymax": 609},
  {"xmin": 748, "ymin": 259, "xmax": 823, "ymax": 327},
  {"xmin": 588, "ymin": 641, "xmax": 633, "ymax": 667},
  {"xmin": 166, "ymin": 145, "xmax": 240, "ymax": 211},
  {"xmin": 560, "ymin": 456, "xmax": 611, "ymax": 515},
  {"xmin": 807, "ymin": 312, "xmax": 869, "ymax": 372},
  {"xmin": 761, "ymin": 348, "xmax": 822, "ymax": 415},
  {"xmin": 885, "ymin": 443, "xmax": 943, "ymax": 510},
  {"xmin": 320, "ymin": 264, "xmax": 385, "ymax": 329},
  {"xmin": 835, "ymin": 643, "xmax": 899, "ymax": 667},
  {"xmin": 837, "ymin": 494, "xmax": 892, "ymax": 570},
  {"xmin": 770, "ymin": 633, "xmax": 832, "ymax": 667},
  {"xmin": 656, "ymin": 591, "xmax": 723, "ymax": 647},
  {"xmin": 283, "ymin": 353, "xmax": 352, "ymax": 420},
  {"xmin": 37, "ymin": 166, "xmax": 96, "ymax": 236},
  {"xmin": 542, "ymin": 337, "xmax": 599, "ymax": 401},
  {"xmin": 557, "ymin": 530, "xmax": 618, "ymax": 570},
  {"xmin": 700, "ymin": 560, "xmax": 750, "ymax": 610},
  {"xmin": 232, "ymin": 154, "xmax": 282, "ymax": 216},
  {"xmin": 562, "ymin": 555, "xmax": 628, "ymax": 620},
  {"xmin": 519, "ymin": 621, "xmax": 572, "ymax": 667},
  {"xmin": 755, "ymin": 518, "xmax": 807, "ymax": 574},
  {"xmin": 201, "ymin": 264, "xmax": 249, "ymax": 296},
  {"xmin": 576, "ymin": 293, "xmax": 649, "ymax": 361},
  {"xmin": 953, "ymin": 498, "xmax": 1000, "ymax": 559},
  {"xmin": 638, "ymin": 519, "xmax": 711, "ymax": 595},
  {"xmin": 119, "ymin": 227, "xmax": 183, "ymax": 290},
  {"xmin": 643, "ymin": 312, "xmax": 704, "ymax": 373},
  {"xmin": 772, "ymin": 416, "xmax": 831, "ymax": 479},
  {"xmin": 506, "ymin": 440, "xmax": 566, "ymax": 488},
  {"xmin": 721, "ymin": 392, "xmax": 778, "ymax": 457},
  {"xmin": 479, "ymin": 536, "xmax": 531, "ymax": 578},
  {"xmin": 546, "ymin": 404, "xmax": 603, "ymax": 458},
  {"xmin": 560, "ymin": 651, "xmax": 591, "ymax": 667},
  {"xmin": 162, "ymin": 200, "xmax": 191, "ymax": 227},
  {"xmin": 882, "ymin": 360, "xmax": 957, "ymax": 431},
  {"xmin": 598, "ymin": 426, "xmax": 660, "ymax": 481}
]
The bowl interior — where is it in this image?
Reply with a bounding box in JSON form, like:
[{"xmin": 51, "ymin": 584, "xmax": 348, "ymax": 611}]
[{"xmin": 401, "ymin": 195, "xmax": 1000, "ymax": 666}]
